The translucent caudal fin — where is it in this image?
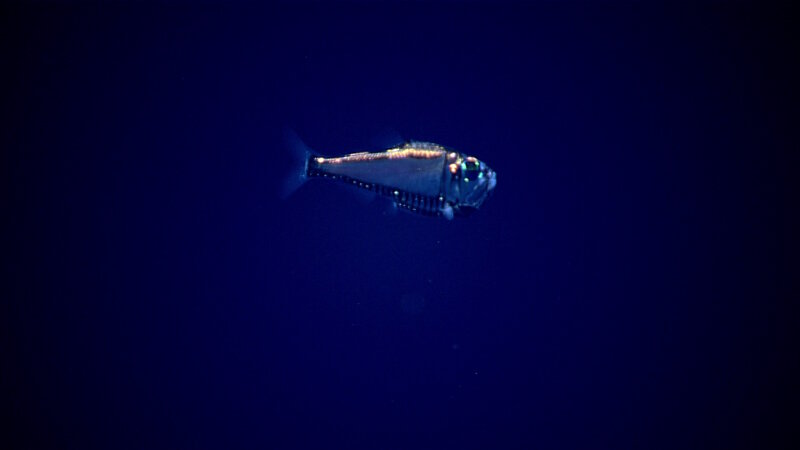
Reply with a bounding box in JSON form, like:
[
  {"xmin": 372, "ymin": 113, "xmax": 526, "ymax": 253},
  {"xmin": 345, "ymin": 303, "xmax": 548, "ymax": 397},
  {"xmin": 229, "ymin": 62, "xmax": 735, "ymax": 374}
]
[{"xmin": 281, "ymin": 128, "xmax": 312, "ymax": 199}]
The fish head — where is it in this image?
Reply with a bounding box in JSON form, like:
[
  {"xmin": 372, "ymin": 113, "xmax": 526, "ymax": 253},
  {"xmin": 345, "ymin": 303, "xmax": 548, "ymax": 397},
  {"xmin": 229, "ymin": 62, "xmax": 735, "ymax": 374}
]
[{"xmin": 453, "ymin": 155, "xmax": 496, "ymax": 215}]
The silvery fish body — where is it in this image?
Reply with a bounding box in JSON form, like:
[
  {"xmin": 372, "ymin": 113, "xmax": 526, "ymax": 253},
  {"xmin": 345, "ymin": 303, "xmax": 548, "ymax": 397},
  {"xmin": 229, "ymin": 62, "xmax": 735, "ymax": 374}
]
[{"xmin": 285, "ymin": 136, "xmax": 496, "ymax": 219}]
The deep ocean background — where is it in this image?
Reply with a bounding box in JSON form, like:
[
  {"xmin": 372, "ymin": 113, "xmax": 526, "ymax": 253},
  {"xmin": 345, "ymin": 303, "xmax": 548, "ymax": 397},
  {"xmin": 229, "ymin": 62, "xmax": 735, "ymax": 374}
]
[{"xmin": 2, "ymin": 2, "xmax": 796, "ymax": 449}]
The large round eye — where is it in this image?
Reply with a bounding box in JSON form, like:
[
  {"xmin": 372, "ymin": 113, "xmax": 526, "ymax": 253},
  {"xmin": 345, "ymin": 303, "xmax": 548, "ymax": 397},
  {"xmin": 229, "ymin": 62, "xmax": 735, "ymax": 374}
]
[{"xmin": 462, "ymin": 159, "xmax": 481, "ymax": 182}]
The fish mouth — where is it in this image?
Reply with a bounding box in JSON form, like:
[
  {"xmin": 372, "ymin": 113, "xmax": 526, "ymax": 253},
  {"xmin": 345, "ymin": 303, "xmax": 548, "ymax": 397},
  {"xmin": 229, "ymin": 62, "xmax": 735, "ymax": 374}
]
[
  {"xmin": 487, "ymin": 171, "xmax": 497, "ymax": 191},
  {"xmin": 461, "ymin": 183, "xmax": 492, "ymax": 212}
]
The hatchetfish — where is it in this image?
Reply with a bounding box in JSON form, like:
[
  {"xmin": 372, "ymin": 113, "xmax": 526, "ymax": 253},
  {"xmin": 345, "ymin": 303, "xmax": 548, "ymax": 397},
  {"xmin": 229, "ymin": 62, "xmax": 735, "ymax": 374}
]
[{"xmin": 283, "ymin": 133, "xmax": 496, "ymax": 219}]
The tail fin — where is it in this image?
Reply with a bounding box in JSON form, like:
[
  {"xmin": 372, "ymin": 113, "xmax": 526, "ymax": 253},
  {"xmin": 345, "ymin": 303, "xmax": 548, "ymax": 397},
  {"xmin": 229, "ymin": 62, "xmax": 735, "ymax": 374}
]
[{"xmin": 281, "ymin": 129, "xmax": 312, "ymax": 199}]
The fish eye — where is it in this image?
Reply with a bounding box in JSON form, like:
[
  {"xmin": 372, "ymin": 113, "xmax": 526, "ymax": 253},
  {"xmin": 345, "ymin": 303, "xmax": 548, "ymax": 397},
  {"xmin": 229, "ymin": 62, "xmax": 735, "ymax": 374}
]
[{"xmin": 461, "ymin": 159, "xmax": 481, "ymax": 182}]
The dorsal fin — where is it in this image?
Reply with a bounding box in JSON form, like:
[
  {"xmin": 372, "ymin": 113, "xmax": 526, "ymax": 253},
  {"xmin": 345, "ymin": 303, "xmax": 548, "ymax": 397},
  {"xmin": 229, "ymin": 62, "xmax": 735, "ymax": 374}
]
[{"xmin": 402, "ymin": 141, "xmax": 447, "ymax": 152}]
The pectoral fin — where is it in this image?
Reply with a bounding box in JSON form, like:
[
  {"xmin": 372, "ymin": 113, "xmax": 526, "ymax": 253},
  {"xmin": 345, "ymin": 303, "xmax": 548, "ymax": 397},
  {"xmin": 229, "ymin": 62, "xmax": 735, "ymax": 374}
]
[{"xmin": 441, "ymin": 204, "xmax": 454, "ymax": 220}]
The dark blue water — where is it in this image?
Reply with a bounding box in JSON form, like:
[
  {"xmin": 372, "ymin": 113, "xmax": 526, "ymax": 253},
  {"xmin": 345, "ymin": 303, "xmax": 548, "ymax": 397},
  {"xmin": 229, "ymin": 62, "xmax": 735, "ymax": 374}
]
[{"xmin": 3, "ymin": 2, "xmax": 794, "ymax": 449}]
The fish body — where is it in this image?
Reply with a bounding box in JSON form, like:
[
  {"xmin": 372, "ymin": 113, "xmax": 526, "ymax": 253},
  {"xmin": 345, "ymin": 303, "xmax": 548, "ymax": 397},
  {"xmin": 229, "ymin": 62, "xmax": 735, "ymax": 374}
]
[{"xmin": 286, "ymin": 137, "xmax": 496, "ymax": 219}]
